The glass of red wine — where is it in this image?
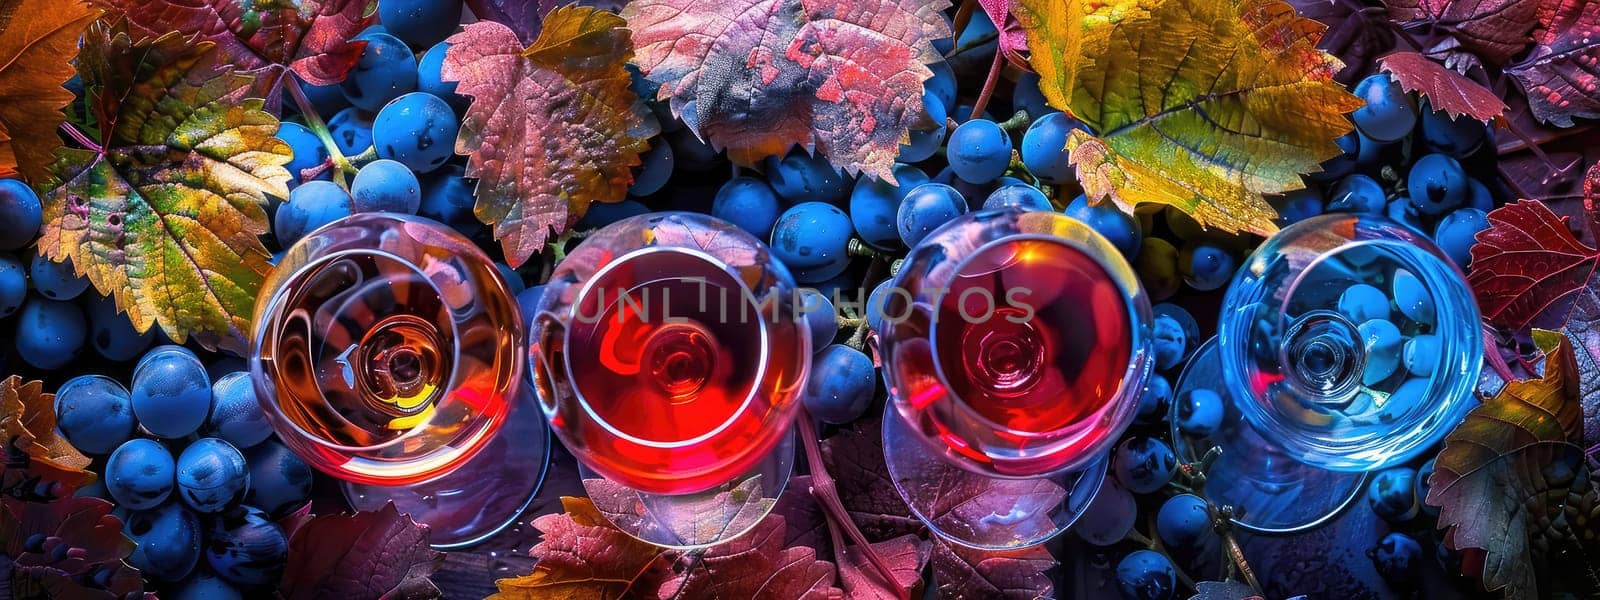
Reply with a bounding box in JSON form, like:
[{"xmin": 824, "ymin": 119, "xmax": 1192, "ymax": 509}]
[
  {"xmin": 529, "ymin": 212, "xmax": 809, "ymax": 548},
  {"xmin": 251, "ymin": 213, "xmax": 548, "ymax": 549},
  {"xmin": 1171, "ymin": 213, "xmax": 1481, "ymax": 533},
  {"xmin": 877, "ymin": 208, "xmax": 1154, "ymax": 549}
]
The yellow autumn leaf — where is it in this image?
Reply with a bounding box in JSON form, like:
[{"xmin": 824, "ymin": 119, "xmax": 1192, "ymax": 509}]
[{"xmin": 1018, "ymin": 0, "xmax": 1360, "ymax": 236}]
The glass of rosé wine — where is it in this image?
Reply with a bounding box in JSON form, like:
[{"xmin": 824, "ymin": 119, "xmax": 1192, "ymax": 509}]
[
  {"xmin": 876, "ymin": 208, "xmax": 1154, "ymax": 549},
  {"xmin": 528, "ymin": 212, "xmax": 809, "ymax": 549}
]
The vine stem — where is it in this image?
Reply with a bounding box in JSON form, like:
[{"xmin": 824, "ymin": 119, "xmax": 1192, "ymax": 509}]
[
  {"xmin": 284, "ymin": 76, "xmax": 357, "ymax": 187},
  {"xmin": 59, "ymin": 123, "xmax": 102, "ymax": 154},
  {"xmin": 796, "ymin": 415, "xmax": 904, "ymax": 599},
  {"xmin": 968, "ymin": 48, "xmax": 1005, "ymax": 121}
]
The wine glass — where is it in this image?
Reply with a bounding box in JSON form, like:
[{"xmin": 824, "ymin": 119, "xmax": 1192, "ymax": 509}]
[
  {"xmin": 877, "ymin": 208, "xmax": 1153, "ymax": 549},
  {"xmin": 528, "ymin": 212, "xmax": 809, "ymax": 549},
  {"xmin": 1172, "ymin": 213, "xmax": 1482, "ymax": 533},
  {"xmin": 250, "ymin": 213, "xmax": 547, "ymax": 548}
]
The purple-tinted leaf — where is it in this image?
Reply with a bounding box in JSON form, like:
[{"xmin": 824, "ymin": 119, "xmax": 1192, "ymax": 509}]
[
  {"xmin": 819, "ymin": 418, "xmax": 924, "ymax": 542},
  {"xmin": 279, "ymin": 503, "xmax": 444, "ymax": 600},
  {"xmin": 1386, "ymin": 0, "xmax": 1542, "ymax": 66},
  {"xmin": 977, "ymin": 0, "xmax": 1028, "ymax": 68},
  {"xmin": 1288, "ymin": 0, "xmax": 1396, "ymax": 83},
  {"xmin": 837, "ymin": 535, "xmax": 928, "ymax": 599},
  {"xmin": 1506, "ymin": 0, "xmax": 1600, "ymax": 127},
  {"xmin": 931, "ymin": 539, "xmax": 1053, "ymax": 599}
]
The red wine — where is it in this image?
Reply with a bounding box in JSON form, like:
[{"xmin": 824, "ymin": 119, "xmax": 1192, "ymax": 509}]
[
  {"xmin": 890, "ymin": 236, "xmax": 1135, "ymax": 475},
  {"xmin": 535, "ymin": 247, "xmax": 805, "ymax": 495}
]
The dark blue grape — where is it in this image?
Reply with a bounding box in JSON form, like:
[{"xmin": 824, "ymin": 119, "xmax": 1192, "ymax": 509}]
[
  {"xmin": 1392, "ymin": 270, "xmax": 1434, "ymax": 324},
  {"xmin": 123, "ymin": 501, "xmax": 201, "ymax": 581},
  {"xmin": 1433, "ymin": 207, "xmax": 1488, "ymax": 268},
  {"xmin": 897, "ymin": 183, "xmax": 967, "ymax": 247},
  {"xmin": 28, "ymin": 251, "xmax": 88, "ymax": 300},
  {"xmin": 580, "ymin": 200, "xmax": 650, "ymax": 229},
  {"xmin": 1386, "ymin": 197, "xmax": 1427, "ymax": 233},
  {"xmin": 416, "ymin": 42, "xmax": 467, "ymax": 114},
  {"xmin": 327, "ymin": 108, "xmax": 374, "ymax": 156},
  {"xmin": 1351, "ymin": 74, "xmax": 1416, "ymax": 142},
  {"xmin": 802, "ymin": 344, "xmax": 875, "ymax": 424},
  {"xmin": 1416, "ymin": 457, "xmax": 1438, "ymax": 516},
  {"xmin": 1115, "ymin": 550, "xmax": 1177, "ymax": 600},
  {"xmin": 0, "ymin": 253, "xmax": 23, "ymax": 318},
  {"xmin": 350, "ymin": 159, "xmax": 421, "ymax": 214},
  {"xmin": 205, "ymin": 505, "xmax": 288, "ymax": 586},
  {"xmin": 798, "ymin": 288, "xmax": 837, "ymax": 353},
  {"xmin": 274, "ymin": 181, "xmax": 353, "ymax": 246},
  {"xmin": 770, "ymin": 202, "xmax": 853, "ymax": 284},
  {"xmin": 1179, "ymin": 242, "xmax": 1236, "ymax": 292},
  {"xmin": 0, "ymin": 178, "xmax": 41, "ymax": 250},
  {"xmin": 15, "ymin": 296, "xmax": 87, "ymax": 370},
  {"xmin": 1407, "ymin": 153, "xmax": 1466, "ymax": 216},
  {"xmin": 418, "ymin": 165, "xmax": 482, "ymax": 237},
  {"xmin": 865, "ymin": 279, "xmax": 896, "ymax": 333},
  {"xmin": 340, "ymin": 32, "xmax": 418, "ymax": 112},
  {"xmin": 177, "ymin": 438, "xmax": 249, "ymax": 513},
  {"xmin": 925, "ymin": 59, "xmax": 956, "ymax": 111},
  {"xmin": 132, "ymin": 345, "xmax": 212, "ymax": 439},
  {"xmin": 1011, "ymin": 72, "xmax": 1056, "ymax": 122},
  {"xmin": 1465, "ymin": 178, "xmax": 1495, "ymax": 211},
  {"xmin": 931, "ymin": 165, "xmax": 995, "ymax": 208},
  {"xmin": 628, "ymin": 139, "xmax": 674, "ymax": 197},
  {"xmin": 171, "ymin": 572, "xmax": 243, "ymax": 600},
  {"xmin": 765, "ymin": 151, "xmax": 851, "ymax": 205},
  {"xmin": 1136, "ymin": 373, "xmax": 1172, "ymax": 425},
  {"xmin": 1271, "ymin": 187, "xmax": 1323, "ymax": 225},
  {"xmin": 374, "ymin": 92, "xmax": 458, "ymax": 174},
  {"xmin": 243, "ymin": 441, "xmax": 312, "ymax": 517},
  {"xmin": 1077, "ymin": 477, "xmax": 1136, "ymax": 546},
  {"xmin": 947, "ymin": 119, "xmax": 1011, "ymax": 184},
  {"xmin": 1367, "ymin": 532, "xmax": 1422, "ymax": 584},
  {"xmin": 1020, "ymin": 112, "xmax": 1086, "ymax": 184},
  {"xmin": 1155, "ymin": 493, "xmax": 1214, "ymax": 550},
  {"xmin": 1366, "ymin": 466, "xmax": 1418, "ymax": 522},
  {"xmin": 666, "ymin": 127, "xmax": 723, "ymax": 172},
  {"xmin": 712, "ymin": 176, "xmax": 783, "ymax": 238},
  {"xmin": 378, "ymin": 0, "xmax": 460, "ymax": 49},
  {"xmin": 851, "ymin": 164, "xmax": 929, "ymax": 249},
  {"xmin": 1338, "ymin": 284, "xmax": 1390, "ymax": 323},
  {"xmin": 1063, "ymin": 194, "xmax": 1141, "ymax": 259},
  {"xmin": 1151, "ymin": 313, "xmax": 1187, "ymax": 371},
  {"xmin": 495, "ymin": 262, "xmax": 525, "ymax": 295},
  {"xmin": 1312, "ymin": 131, "xmax": 1358, "ymax": 182},
  {"xmin": 982, "ymin": 183, "xmax": 1051, "ymax": 211},
  {"xmin": 208, "ymin": 372, "xmax": 271, "ymax": 449},
  {"xmin": 1419, "ymin": 102, "xmax": 1486, "ymax": 157},
  {"xmin": 83, "ymin": 291, "xmax": 155, "ymax": 361},
  {"xmin": 1175, "ymin": 388, "xmax": 1223, "ymax": 437},
  {"xmin": 898, "ymin": 92, "xmax": 947, "ymax": 163},
  {"xmin": 1327, "ymin": 174, "xmax": 1385, "ymax": 214},
  {"xmin": 298, "ymin": 77, "xmax": 349, "ymax": 117},
  {"xmin": 275, "ymin": 122, "xmax": 329, "ymax": 187},
  {"xmin": 108, "ymin": 438, "xmax": 176, "ymax": 510},
  {"xmin": 1113, "ymin": 436, "xmax": 1175, "ymax": 494},
  {"xmin": 54, "ymin": 375, "xmax": 135, "ymax": 454}
]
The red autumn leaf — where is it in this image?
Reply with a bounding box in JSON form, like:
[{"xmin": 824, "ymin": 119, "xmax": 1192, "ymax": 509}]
[
  {"xmin": 837, "ymin": 534, "xmax": 929, "ymax": 599},
  {"xmin": 1468, "ymin": 166, "xmax": 1600, "ymax": 332},
  {"xmin": 279, "ymin": 502, "xmax": 444, "ymax": 600},
  {"xmin": 1386, "ymin": 0, "xmax": 1543, "ymax": 65},
  {"xmin": 1379, "ymin": 51, "xmax": 1508, "ymax": 122},
  {"xmin": 442, "ymin": 8, "xmax": 651, "ymax": 267},
  {"xmin": 95, "ymin": 0, "xmax": 373, "ymax": 86},
  {"xmin": 647, "ymin": 513, "xmax": 843, "ymax": 600},
  {"xmin": 774, "ymin": 475, "xmax": 831, "ymax": 552},
  {"xmin": 977, "ymin": 0, "xmax": 1029, "ymax": 69},
  {"xmin": 1505, "ymin": 0, "xmax": 1600, "ymax": 128},
  {"xmin": 931, "ymin": 539, "xmax": 1054, "ymax": 599},
  {"xmin": 624, "ymin": 0, "xmax": 950, "ymax": 182},
  {"xmin": 0, "ymin": 497, "xmax": 135, "ymax": 575},
  {"xmin": 819, "ymin": 418, "xmax": 926, "ymax": 542},
  {"xmin": 0, "ymin": 376, "xmax": 95, "ymax": 500}
]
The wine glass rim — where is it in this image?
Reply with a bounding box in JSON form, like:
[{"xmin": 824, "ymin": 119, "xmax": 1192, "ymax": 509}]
[
  {"xmin": 559, "ymin": 244, "xmax": 773, "ymax": 450},
  {"xmin": 924, "ymin": 230, "xmax": 1149, "ymax": 441},
  {"xmin": 250, "ymin": 246, "xmax": 466, "ymax": 455}
]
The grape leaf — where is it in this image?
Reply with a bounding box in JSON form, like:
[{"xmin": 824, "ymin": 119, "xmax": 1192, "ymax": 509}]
[
  {"xmin": 442, "ymin": 8, "xmax": 651, "ymax": 268},
  {"xmin": 931, "ymin": 539, "xmax": 1053, "ymax": 599},
  {"xmin": 819, "ymin": 418, "xmax": 925, "ymax": 542},
  {"xmin": 0, "ymin": 0, "xmax": 99, "ymax": 184},
  {"xmin": 837, "ymin": 535, "xmax": 928, "ymax": 600},
  {"xmin": 1427, "ymin": 329, "xmax": 1595, "ymax": 600},
  {"xmin": 463, "ymin": 0, "xmax": 630, "ymax": 46},
  {"xmin": 623, "ymin": 0, "xmax": 950, "ymax": 182},
  {"xmin": 0, "ymin": 496, "xmax": 135, "ymax": 575},
  {"xmin": 977, "ymin": 0, "xmax": 1029, "ymax": 69},
  {"xmin": 1468, "ymin": 185, "xmax": 1600, "ymax": 333},
  {"xmin": 1018, "ymin": 0, "xmax": 1360, "ymax": 236},
  {"xmin": 1505, "ymin": 0, "xmax": 1600, "ymax": 128},
  {"xmin": 1386, "ymin": 0, "xmax": 1542, "ymax": 66},
  {"xmin": 0, "ymin": 377, "xmax": 94, "ymax": 501},
  {"xmin": 95, "ymin": 0, "xmax": 374, "ymax": 87},
  {"xmin": 773, "ymin": 475, "xmax": 830, "ymax": 552},
  {"xmin": 1286, "ymin": 0, "xmax": 1397, "ymax": 83},
  {"xmin": 36, "ymin": 25, "xmax": 290, "ymax": 356},
  {"xmin": 647, "ymin": 513, "xmax": 843, "ymax": 599},
  {"xmin": 1380, "ymin": 51, "xmax": 1508, "ymax": 122},
  {"xmin": 4, "ymin": 560, "xmax": 146, "ymax": 600},
  {"xmin": 491, "ymin": 496, "xmax": 672, "ymax": 599},
  {"xmin": 279, "ymin": 502, "xmax": 444, "ymax": 600}
]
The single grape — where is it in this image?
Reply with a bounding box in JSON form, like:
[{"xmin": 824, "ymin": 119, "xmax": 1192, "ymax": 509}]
[
  {"xmin": 1351, "ymin": 74, "xmax": 1416, "ymax": 142},
  {"xmin": 1179, "ymin": 242, "xmax": 1236, "ymax": 292},
  {"xmin": 416, "ymin": 41, "xmax": 467, "ymax": 114},
  {"xmin": 54, "ymin": 375, "xmax": 136, "ymax": 455},
  {"xmin": 765, "ymin": 151, "xmax": 851, "ymax": 205},
  {"xmin": 298, "ymin": 77, "xmax": 349, "ymax": 117},
  {"xmin": 1367, "ymin": 532, "xmax": 1422, "ymax": 583},
  {"xmin": 925, "ymin": 59, "xmax": 956, "ymax": 111},
  {"xmin": 1152, "ymin": 314, "xmax": 1187, "ymax": 372},
  {"xmin": 123, "ymin": 501, "xmax": 201, "ymax": 581},
  {"xmin": 207, "ymin": 372, "xmax": 271, "ymax": 449},
  {"xmin": 897, "ymin": 183, "xmax": 967, "ymax": 247},
  {"xmin": 418, "ymin": 165, "xmax": 482, "ymax": 237},
  {"xmin": 274, "ymin": 180, "xmax": 353, "ymax": 246},
  {"xmin": 1312, "ymin": 131, "xmax": 1359, "ymax": 182},
  {"xmin": 1271, "ymin": 187, "xmax": 1324, "ymax": 225},
  {"xmin": 1407, "ymin": 153, "xmax": 1467, "ymax": 216},
  {"xmin": 1359, "ymin": 318, "xmax": 1403, "ymax": 386},
  {"xmin": 1386, "ymin": 197, "xmax": 1427, "ymax": 233},
  {"xmin": 1391, "ymin": 270, "xmax": 1435, "ymax": 324},
  {"xmin": 1115, "ymin": 550, "xmax": 1177, "ymax": 600},
  {"xmin": 378, "ymin": 0, "xmax": 460, "ymax": 49},
  {"xmin": 1416, "ymin": 457, "xmax": 1438, "ymax": 516},
  {"xmin": 15, "ymin": 296, "xmax": 87, "ymax": 370},
  {"xmin": 205, "ymin": 505, "xmax": 288, "ymax": 586},
  {"xmin": 580, "ymin": 200, "xmax": 650, "ymax": 229},
  {"xmin": 865, "ymin": 279, "xmax": 896, "ymax": 333},
  {"xmin": 1338, "ymin": 284, "xmax": 1389, "ymax": 322},
  {"xmin": 1419, "ymin": 101, "xmax": 1486, "ymax": 157},
  {"xmin": 1134, "ymin": 238, "xmax": 1181, "ymax": 302},
  {"xmin": 275, "ymin": 122, "xmax": 329, "ymax": 187},
  {"xmin": 1020, "ymin": 112, "xmax": 1086, "ymax": 184},
  {"xmin": 1465, "ymin": 178, "xmax": 1495, "ymax": 211},
  {"xmin": 1152, "ymin": 303, "xmax": 1199, "ymax": 348},
  {"xmin": 108, "ymin": 438, "xmax": 177, "ymax": 510},
  {"xmin": 1113, "ymin": 436, "xmax": 1176, "ymax": 494},
  {"xmin": 132, "ymin": 345, "xmax": 212, "ymax": 439},
  {"xmin": 243, "ymin": 441, "xmax": 313, "ymax": 517},
  {"xmin": 803, "ymin": 344, "xmax": 875, "ymax": 424},
  {"xmin": 350, "ymin": 159, "xmax": 422, "ymax": 214},
  {"xmin": 171, "ymin": 572, "xmax": 243, "ymax": 600},
  {"xmin": 851, "ymin": 164, "xmax": 929, "ymax": 249},
  {"xmin": 712, "ymin": 176, "xmax": 783, "ymax": 238},
  {"xmin": 0, "ymin": 253, "xmax": 24, "ymax": 317},
  {"xmin": 771, "ymin": 202, "xmax": 853, "ymax": 281},
  {"xmin": 1367, "ymin": 466, "xmax": 1418, "ymax": 522},
  {"xmin": 898, "ymin": 92, "xmax": 947, "ymax": 163},
  {"xmin": 1063, "ymin": 195, "xmax": 1141, "ymax": 259},
  {"xmin": 0, "ymin": 178, "xmax": 42, "ymax": 250},
  {"xmin": 340, "ymin": 32, "xmax": 418, "ymax": 112},
  {"xmin": 374, "ymin": 92, "xmax": 458, "ymax": 174},
  {"xmin": 1355, "ymin": 130, "xmax": 1394, "ymax": 168},
  {"xmin": 328, "ymin": 108, "xmax": 375, "ymax": 156},
  {"xmin": 1156, "ymin": 493, "xmax": 1214, "ymax": 549},
  {"xmin": 177, "ymin": 438, "xmax": 250, "ymax": 513},
  {"xmin": 1327, "ymin": 174, "xmax": 1386, "ymax": 214},
  {"xmin": 947, "ymin": 119, "xmax": 1012, "ymax": 184},
  {"xmin": 666, "ymin": 127, "xmax": 723, "ymax": 172},
  {"xmin": 628, "ymin": 139, "xmax": 674, "ymax": 197},
  {"xmin": 1401, "ymin": 334, "xmax": 1439, "ymax": 378},
  {"xmin": 982, "ymin": 183, "xmax": 1051, "ymax": 211},
  {"xmin": 1433, "ymin": 207, "xmax": 1489, "ymax": 268},
  {"xmin": 1076, "ymin": 477, "xmax": 1136, "ymax": 546},
  {"xmin": 1011, "ymin": 72, "xmax": 1056, "ymax": 123},
  {"xmin": 1176, "ymin": 388, "xmax": 1224, "ymax": 437},
  {"xmin": 84, "ymin": 291, "xmax": 157, "ymax": 359},
  {"xmin": 798, "ymin": 288, "xmax": 837, "ymax": 353},
  {"xmin": 28, "ymin": 251, "xmax": 89, "ymax": 300},
  {"xmin": 1136, "ymin": 374, "xmax": 1172, "ymax": 425}
]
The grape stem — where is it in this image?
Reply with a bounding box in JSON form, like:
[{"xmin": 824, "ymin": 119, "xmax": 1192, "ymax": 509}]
[
  {"xmin": 796, "ymin": 415, "xmax": 904, "ymax": 599},
  {"xmin": 1213, "ymin": 506, "xmax": 1264, "ymax": 596},
  {"xmin": 284, "ymin": 76, "xmax": 358, "ymax": 187},
  {"xmin": 59, "ymin": 122, "xmax": 103, "ymax": 155},
  {"xmin": 968, "ymin": 49, "xmax": 1005, "ymax": 122},
  {"xmin": 996, "ymin": 110, "xmax": 1031, "ymax": 132}
]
